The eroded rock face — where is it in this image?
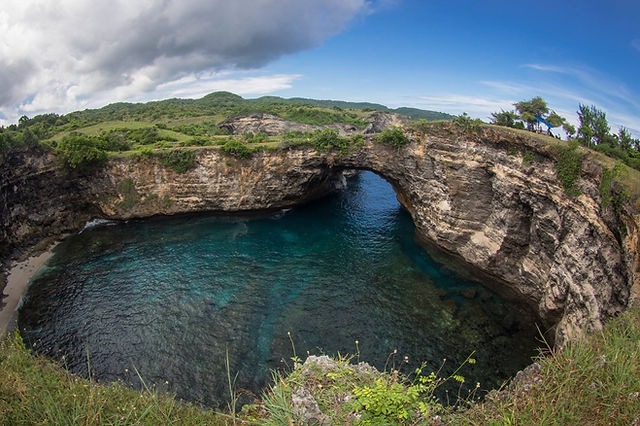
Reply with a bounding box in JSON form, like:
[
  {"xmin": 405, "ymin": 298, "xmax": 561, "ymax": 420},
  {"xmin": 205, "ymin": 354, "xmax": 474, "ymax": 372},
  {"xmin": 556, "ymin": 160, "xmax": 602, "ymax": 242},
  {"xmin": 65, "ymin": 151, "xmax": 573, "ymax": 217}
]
[
  {"xmin": 219, "ymin": 112, "xmax": 361, "ymax": 136},
  {"xmin": 1, "ymin": 125, "xmax": 638, "ymax": 345},
  {"xmin": 331, "ymin": 128, "xmax": 636, "ymax": 345},
  {"xmin": 93, "ymin": 148, "xmax": 347, "ymax": 218},
  {"xmin": 219, "ymin": 113, "xmax": 319, "ymax": 136},
  {"xmin": 0, "ymin": 146, "xmax": 100, "ymax": 259}
]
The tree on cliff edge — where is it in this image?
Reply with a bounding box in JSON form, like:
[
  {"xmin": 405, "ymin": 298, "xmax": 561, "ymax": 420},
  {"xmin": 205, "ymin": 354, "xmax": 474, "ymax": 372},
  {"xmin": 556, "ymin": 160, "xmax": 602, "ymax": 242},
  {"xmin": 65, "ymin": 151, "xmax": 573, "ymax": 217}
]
[{"xmin": 515, "ymin": 97, "xmax": 549, "ymax": 131}]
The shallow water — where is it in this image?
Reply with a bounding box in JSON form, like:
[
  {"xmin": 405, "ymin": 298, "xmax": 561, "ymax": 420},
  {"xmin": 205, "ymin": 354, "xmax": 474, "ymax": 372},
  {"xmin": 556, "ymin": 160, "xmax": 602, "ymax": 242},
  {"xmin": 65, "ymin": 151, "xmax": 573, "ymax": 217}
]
[{"xmin": 19, "ymin": 171, "xmax": 538, "ymax": 407}]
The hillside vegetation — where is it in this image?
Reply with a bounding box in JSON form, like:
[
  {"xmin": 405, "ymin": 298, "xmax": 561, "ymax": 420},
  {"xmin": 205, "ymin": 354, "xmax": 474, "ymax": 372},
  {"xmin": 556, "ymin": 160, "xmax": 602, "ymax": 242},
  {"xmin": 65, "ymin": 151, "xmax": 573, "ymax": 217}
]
[
  {"xmin": 0, "ymin": 92, "xmax": 452, "ymax": 173},
  {"xmin": 1, "ymin": 93, "xmax": 639, "ymax": 424},
  {"xmin": 0, "ymin": 91, "xmax": 452, "ymax": 153}
]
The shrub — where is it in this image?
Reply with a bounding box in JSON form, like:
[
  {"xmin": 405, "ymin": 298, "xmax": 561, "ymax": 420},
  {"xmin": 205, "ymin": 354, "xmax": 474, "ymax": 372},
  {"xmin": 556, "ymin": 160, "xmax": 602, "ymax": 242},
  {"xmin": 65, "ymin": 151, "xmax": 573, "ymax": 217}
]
[
  {"xmin": 98, "ymin": 132, "xmax": 132, "ymax": 151},
  {"xmin": 311, "ymin": 128, "xmax": 349, "ymax": 151},
  {"xmin": 160, "ymin": 149, "xmax": 196, "ymax": 173},
  {"xmin": 220, "ymin": 138, "xmax": 253, "ymax": 159},
  {"xmin": 599, "ymin": 162, "xmax": 630, "ymax": 218},
  {"xmin": 453, "ymin": 113, "xmax": 484, "ymax": 133},
  {"xmin": 556, "ymin": 140, "xmax": 583, "ymax": 196},
  {"xmin": 350, "ymin": 133, "xmax": 365, "ymax": 148},
  {"xmin": 55, "ymin": 133, "xmax": 107, "ymax": 171},
  {"xmin": 375, "ymin": 126, "xmax": 409, "ymax": 148},
  {"xmin": 133, "ymin": 146, "xmax": 154, "ymax": 160},
  {"xmin": 282, "ymin": 130, "xmax": 312, "ymax": 148},
  {"xmin": 0, "ymin": 130, "xmax": 20, "ymax": 152},
  {"xmin": 242, "ymin": 131, "xmax": 270, "ymax": 144}
]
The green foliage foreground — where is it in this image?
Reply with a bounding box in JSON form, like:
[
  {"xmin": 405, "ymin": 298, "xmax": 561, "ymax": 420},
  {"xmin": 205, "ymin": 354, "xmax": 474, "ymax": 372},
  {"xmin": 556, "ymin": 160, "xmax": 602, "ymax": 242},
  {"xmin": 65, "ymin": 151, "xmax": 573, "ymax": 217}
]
[
  {"xmin": 457, "ymin": 305, "xmax": 640, "ymax": 425},
  {"xmin": 555, "ymin": 139, "xmax": 583, "ymax": 196},
  {"xmin": 0, "ymin": 333, "xmax": 227, "ymax": 426},
  {"xmin": 250, "ymin": 352, "xmax": 477, "ymax": 425},
  {"xmin": 1, "ymin": 306, "xmax": 639, "ymax": 425}
]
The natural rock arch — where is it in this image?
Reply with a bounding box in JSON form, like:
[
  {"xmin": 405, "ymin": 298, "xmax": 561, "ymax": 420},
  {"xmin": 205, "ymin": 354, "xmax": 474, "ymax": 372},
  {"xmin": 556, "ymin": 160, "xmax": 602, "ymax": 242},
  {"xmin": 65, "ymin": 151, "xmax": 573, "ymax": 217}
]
[{"xmin": 2, "ymin": 126, "xmax": 638, "ymax": 345}]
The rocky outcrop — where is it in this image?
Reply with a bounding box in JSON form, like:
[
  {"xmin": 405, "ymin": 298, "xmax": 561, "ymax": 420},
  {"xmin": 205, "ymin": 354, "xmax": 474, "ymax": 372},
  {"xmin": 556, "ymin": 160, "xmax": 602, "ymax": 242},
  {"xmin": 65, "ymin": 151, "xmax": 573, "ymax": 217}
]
[
  {"xmin": 220, "ymin": 112, "xmax": 362, "ymax": 136},
  {"xmin": 363, "ymin": 111, "xmax": 408, "ymax": 134},
  {"xmin": 1, "ymin": 124, "xmax": 638, "ymax": 345},
  {"xmin": 93, "ymin": 149, "xmax": 347, "ymax": 218},
  {"xmin": 220, "ymin": 113, "xmax": 319, "ymax": 136},
  {"xmin": 0, "ymin": 146, "xmax": 100, "ymax": 260}
]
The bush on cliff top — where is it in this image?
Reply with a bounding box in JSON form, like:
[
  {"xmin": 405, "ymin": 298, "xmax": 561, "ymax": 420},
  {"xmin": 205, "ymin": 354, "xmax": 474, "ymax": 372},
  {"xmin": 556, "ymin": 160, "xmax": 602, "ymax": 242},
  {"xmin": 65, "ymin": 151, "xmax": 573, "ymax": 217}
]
[
  {"xmin": 219, "ymin": 138, "xmax": 254, "ymax": 159},
  {"xmin": 374, "ymin": 126, "xmax": 410, "ymax": 147},
  {"xmin": 159, "ymin": 148, "xmax": 196, "ymax": 173},
  {"xmin": 55, "ymin": 133, "xmax": 107, "ymax": 171}
]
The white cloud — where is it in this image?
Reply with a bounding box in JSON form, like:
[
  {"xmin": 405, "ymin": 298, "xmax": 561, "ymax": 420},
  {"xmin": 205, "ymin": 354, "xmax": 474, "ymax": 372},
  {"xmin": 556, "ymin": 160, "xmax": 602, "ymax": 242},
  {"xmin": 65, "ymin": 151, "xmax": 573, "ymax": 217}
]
[
  {"xmin": 154, "ymin": 73, "xmax": 303, "ymax": 100},
  {"xmin": 414, "ymin": 94, "xmax": 515, "ymax": 120},
  {"xmin": 484, "ymin": 64, "xmax": 640, "ymax": 138},
  {"xmin": 521, "ymin": 63, "xmax": 640, "ymax": 110},
  {"xmin": 632, "ymin": 39, "xmax": 640, "ymax": 53},
  {"xmin": 0, "ymin": 0, "xmax": 372, "ymax": 124}
]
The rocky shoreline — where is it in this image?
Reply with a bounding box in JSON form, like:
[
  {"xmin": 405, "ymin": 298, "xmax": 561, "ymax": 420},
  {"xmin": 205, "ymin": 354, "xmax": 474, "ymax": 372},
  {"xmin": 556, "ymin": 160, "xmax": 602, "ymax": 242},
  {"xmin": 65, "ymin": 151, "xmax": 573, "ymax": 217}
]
[{"xmin": 0, "ymin": 240, "xmax": 60, "ymax": 333}]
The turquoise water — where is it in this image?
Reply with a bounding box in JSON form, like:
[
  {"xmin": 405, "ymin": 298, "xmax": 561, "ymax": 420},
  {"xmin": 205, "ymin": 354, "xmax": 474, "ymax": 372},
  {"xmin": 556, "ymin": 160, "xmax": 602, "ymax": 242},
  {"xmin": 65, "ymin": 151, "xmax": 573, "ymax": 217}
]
[{"xmin": 19, "ymin": 172, "xmax": 538, "ymax": 408}]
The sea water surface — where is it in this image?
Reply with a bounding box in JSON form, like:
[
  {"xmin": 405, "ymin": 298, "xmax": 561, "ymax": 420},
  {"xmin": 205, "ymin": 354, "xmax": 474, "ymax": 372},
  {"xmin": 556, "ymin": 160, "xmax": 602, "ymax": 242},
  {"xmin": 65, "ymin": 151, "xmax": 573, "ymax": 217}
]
[{"xmin": 19, "ymin": 171, "xmax": 538, "ymax": 407}]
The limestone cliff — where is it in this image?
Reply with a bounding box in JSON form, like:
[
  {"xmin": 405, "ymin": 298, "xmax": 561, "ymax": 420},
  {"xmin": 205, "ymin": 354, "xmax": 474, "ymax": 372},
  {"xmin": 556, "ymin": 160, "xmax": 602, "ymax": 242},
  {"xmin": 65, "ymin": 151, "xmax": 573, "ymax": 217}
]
[
  {"xmin": 0, "ymin": 146, "xmax": 100, "ymax": 258},
  {"xmin": 1, "ymin": 124, "xmax": 638, "ymax": 345}
]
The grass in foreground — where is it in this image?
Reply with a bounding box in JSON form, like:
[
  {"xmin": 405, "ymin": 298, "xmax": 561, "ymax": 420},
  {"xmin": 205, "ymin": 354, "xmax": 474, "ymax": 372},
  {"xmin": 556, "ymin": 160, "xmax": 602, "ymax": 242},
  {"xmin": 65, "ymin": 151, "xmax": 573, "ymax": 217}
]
[
  {"xmin": 1, "ymin": 307, "xmax": 640, "ymax": 425},
  {"xmin": 0, "ymin": 333, "xmax": 229, "ymax": 425},
  {"xmin": 453, "ymin": 305, "xmax": 640, "ymax": 425}
]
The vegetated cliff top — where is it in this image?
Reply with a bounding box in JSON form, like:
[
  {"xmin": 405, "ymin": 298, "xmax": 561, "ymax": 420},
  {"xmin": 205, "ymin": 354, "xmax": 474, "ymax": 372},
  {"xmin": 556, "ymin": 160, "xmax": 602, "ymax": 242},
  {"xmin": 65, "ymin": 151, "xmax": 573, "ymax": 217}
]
[
  {"xmin": 54, "ymin": 91, "xmax": 454, "ymax": 130},
  {"xmin": 3, "ymin": 91, "xmax": 639, "ymax": 211},
  {"xmin": 0, "ymin": 91, "xmax": 452, "ymax": 154}
]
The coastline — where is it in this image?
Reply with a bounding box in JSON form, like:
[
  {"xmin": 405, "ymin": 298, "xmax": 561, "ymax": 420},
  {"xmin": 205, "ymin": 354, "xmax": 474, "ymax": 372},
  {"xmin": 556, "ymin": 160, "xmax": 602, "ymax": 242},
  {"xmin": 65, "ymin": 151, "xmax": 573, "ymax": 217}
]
[{"xmin": 0, "ymin": 242, "xmax": 59, "ymax": 334}]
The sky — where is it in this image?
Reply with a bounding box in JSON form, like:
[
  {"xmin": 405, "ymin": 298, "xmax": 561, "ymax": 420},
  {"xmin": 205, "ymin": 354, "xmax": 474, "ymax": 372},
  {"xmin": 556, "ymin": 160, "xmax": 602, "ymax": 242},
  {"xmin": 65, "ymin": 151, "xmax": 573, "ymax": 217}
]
[{"xmin": 1, "ymin": 0, "xmax": 639, "ymax": 136}]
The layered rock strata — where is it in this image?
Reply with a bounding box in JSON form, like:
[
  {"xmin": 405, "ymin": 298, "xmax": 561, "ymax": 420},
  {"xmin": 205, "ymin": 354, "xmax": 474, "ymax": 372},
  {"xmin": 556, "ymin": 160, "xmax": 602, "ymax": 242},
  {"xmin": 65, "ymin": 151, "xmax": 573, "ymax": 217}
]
[{"xmin": 1, "ymin": 125, "xmax": 638, "ymax": 345}]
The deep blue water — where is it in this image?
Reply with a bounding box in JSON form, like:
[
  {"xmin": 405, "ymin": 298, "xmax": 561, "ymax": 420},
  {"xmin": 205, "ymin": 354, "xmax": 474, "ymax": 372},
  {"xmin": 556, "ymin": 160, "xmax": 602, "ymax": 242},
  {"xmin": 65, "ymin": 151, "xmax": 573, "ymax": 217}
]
[{"xmin": 19, "ymin": 171, "xmax": 538, "ymax": 408}]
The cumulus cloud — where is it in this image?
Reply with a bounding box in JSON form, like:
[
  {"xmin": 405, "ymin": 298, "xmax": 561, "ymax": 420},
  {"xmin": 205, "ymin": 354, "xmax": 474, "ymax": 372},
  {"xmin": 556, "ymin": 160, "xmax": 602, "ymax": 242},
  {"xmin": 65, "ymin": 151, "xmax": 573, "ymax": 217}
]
[{"xmin": 0, "ymin": 0, "xmax": 371, "ymax": 122}]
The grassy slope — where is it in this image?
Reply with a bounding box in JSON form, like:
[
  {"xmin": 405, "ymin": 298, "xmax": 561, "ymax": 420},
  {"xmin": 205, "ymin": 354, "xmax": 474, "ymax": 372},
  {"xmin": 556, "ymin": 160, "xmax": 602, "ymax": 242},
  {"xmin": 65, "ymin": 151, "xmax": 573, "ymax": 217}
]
[
  {"xmin": 1, "ymin": 307, "xmax": 638, "ymax": 425},
  {"xmin": 452, "ymin": 305, "xmax": 640, "ymax": 426},
  {"xmin": 0, "ymin": 333, "xmax": 229, "ymax": 426}
]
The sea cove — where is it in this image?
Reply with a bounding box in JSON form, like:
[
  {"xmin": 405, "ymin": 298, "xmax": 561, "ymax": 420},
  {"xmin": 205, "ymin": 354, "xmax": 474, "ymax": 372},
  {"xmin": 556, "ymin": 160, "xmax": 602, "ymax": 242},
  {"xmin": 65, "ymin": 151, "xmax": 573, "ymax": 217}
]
[{"xmin": 18, "ymin": 172, "xmax": 538, "ymax": 407}]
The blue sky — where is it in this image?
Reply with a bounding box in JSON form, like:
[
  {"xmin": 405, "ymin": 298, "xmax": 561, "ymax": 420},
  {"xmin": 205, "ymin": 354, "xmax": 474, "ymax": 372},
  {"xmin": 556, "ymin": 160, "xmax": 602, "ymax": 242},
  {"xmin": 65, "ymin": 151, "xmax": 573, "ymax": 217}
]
[
  {"xmin": 267, "ymin": 1, "xmax": 640, "ymax": 135},
  {"xmin": 2, "ymin": 0, "xmax": 639, "ymax": 135}
]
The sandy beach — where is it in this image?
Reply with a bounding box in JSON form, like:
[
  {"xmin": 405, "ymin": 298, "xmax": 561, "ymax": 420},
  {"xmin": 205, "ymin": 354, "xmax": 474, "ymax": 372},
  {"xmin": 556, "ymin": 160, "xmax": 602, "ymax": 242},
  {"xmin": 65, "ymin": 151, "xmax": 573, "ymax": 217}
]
[{"xmin": 0, "ymin": 243, "xmax": 59, "ymax": 334}]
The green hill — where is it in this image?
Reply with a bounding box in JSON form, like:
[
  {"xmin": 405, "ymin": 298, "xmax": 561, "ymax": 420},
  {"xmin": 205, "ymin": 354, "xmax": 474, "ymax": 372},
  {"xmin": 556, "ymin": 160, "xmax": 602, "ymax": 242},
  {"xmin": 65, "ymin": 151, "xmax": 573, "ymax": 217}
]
[{"xmin": 56, "ymin": 92, "xmax": 452, "ymax": 129}]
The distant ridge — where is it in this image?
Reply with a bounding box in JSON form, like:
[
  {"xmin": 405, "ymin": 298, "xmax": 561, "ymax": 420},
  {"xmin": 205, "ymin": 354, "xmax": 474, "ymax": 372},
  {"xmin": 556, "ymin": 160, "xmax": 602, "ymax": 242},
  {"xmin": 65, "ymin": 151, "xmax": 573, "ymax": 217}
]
[
  {"xmin": 54, "ymin": 91, "xmax": 454, "ymax": 127},
  {"xmin": 272, "ymin": 96, "xmax": 455, "ymax": 121},
  {"xmin": 186, "ymin": 91, "xmax": 453, "ymax": 121}
]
